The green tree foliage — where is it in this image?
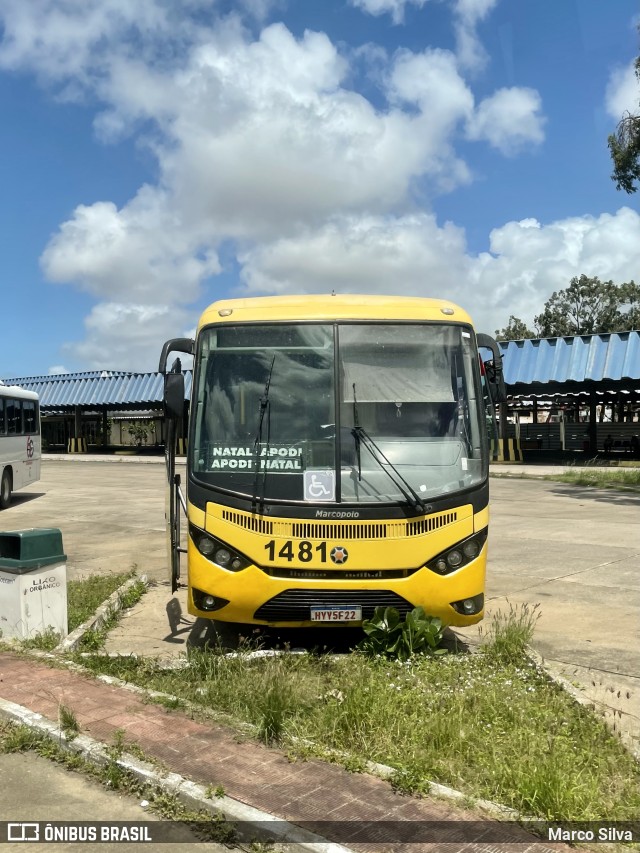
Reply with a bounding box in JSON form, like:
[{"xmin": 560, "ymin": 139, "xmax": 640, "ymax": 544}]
[
  {"xmin": 608, "ymin": 37, "xmax": 640, "ymax": 194},
  {"xmin": 494, "ymin": 316, "xmax": 537, "ymax": 340},
  {"xmin": 496, "ymin": 275, "xmax": 640, "ymax": 340}
]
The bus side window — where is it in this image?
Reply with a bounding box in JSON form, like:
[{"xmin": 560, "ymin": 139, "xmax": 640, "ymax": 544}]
[
  {"xmin": 23, "ymin": 401, "xmax": 37, "ymax": 434},
  {"xmin": 7, "ymin": 399, "xmax": 21, "ymax": 435}
]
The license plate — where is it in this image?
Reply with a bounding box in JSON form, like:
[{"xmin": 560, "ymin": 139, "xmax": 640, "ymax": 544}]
[{"xmin": 310, "ymin": 606, "xmax": 362, "ymax": 622}]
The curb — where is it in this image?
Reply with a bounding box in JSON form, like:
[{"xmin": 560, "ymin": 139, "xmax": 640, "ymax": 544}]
[
  {"xmin": 0, "ymin": 695, "xmax": 353, "ymax": 853},
  {"xmin": 55, "ymin": 576, "xmax": 151, "ymax": 654}
]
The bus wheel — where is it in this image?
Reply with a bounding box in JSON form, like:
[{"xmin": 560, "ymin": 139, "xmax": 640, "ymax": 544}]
[{"xmin": 0, "ymin": 468, "xmax": 11, "ymax": 510}]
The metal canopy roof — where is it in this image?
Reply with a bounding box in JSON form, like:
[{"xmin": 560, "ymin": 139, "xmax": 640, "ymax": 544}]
[
  {"xmin": 4, "ymin": 330, "xmax": 639, "ymax": 411},
  {"xmin": 498, "ymin": 331, "xmax": 640, "ymax": 398},
  {"xmin": 2, "ymin": 371, "xmax": 193, "ymax": 412}
]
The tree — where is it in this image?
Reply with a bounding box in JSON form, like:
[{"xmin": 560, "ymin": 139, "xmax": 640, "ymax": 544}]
[
  {"xmin": 494, "ymin": 316, "xmax": 536, "ymax": 340},
  {"xmin": 495, "ymin": 275, "xmax": 640, "ymax": 340},
  {"xmin": 608, "ymin": 31, "xmax": 640, "ymax": 193},
  {"xmin": 534, "ymin": 275, "xmax": 622, "ymax": 336},
  {"xmin": 127, "ymin": 421, "xmax": 151, "ymax": 447}
]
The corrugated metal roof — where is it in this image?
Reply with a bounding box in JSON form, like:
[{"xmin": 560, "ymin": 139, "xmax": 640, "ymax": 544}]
[
  {"xmin": 499, "ymin": 331, "xmax": 640, "ymax": 393},
  {"xmin": 2, "ymin": 372, "xmax": 192, "ymax": 411},
  {"xmin": 5, "ymin": 331, "xmax": 640, "ymax": 409}
]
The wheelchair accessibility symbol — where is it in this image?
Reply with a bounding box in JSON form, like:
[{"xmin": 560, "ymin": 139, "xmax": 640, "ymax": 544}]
[{"xmin": 304, "ymin": 470, "xmax": 335, "ymax": 502}]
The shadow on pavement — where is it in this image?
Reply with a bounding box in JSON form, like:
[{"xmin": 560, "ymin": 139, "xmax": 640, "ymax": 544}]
[
  {"xmin": 184, "ymin": 616, "xmax": 471, "ymax": 656},
  {"xmin": 548, "ymin": 484, "xmax": 640, "ymax": 507}
]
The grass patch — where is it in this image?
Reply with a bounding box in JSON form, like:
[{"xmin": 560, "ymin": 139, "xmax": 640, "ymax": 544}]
[
  {"xmin": 73, "ymin": 607, "xmax": 640, "ymax": 824},
  {"xmin": 67, "ymin": 570, "xmax": 141, "ymax": 632},
  {"xmin": 72, "ymin": 574, "xmax": 147, "ymax": 651},
  {"xmin": 544, "ymin": 468, "xmax": 640, "ymax": 491}
]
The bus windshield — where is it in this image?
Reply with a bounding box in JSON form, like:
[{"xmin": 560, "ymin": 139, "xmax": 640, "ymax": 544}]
[{"xmin": 191, "ymin": 322, "xmax": 486, "ymax": 504}]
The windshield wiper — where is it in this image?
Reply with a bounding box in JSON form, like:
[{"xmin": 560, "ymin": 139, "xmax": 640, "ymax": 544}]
[
  {"xmin": 251, "ymin": 354, "xmax": 275, "ymax": 511},
  {"xmin": 351, "ymin": 384, "xmax": 425, "ymax": 514}
]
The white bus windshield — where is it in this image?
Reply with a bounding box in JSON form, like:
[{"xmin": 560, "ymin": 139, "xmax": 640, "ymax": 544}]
[{"xmin": 191, "ymin": 323, "xmax": 487, "ymax": 504}]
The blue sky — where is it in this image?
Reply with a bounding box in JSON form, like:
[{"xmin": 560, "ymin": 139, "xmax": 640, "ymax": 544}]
[{"xmin": 1, "ymin": 0, "xmax": 638, "ymax": 378}]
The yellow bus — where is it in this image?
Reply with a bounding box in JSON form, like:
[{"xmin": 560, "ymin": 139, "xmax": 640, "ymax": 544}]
[{"xmin": 160, "ymin": 294, "xmax": 505, "ymax": 629}]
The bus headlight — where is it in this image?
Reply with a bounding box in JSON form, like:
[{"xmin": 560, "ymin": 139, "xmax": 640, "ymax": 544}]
[
  {"xmin": 426, "ymin": 530, "xmax": 487, "ymax": 576},
  {"xmin": 214, "ymin": 548, "xmax": 231, "ymax": 567},
  {"xmin": 189, "ymin": 524, "xmax": 251, "ymax": 572}
]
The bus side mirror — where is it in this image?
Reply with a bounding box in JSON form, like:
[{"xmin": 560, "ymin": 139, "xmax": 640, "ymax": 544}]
[
  {"xmin": 476, "ymin": 334, "xmax": 507, "ymax": 404},
  {"xmin": 159, "ymin": 338, "xmax": 194, "ymax": 374},
  {"xmin": 164, "ymin": 371, "xmax": 185, "ymax": 420}
]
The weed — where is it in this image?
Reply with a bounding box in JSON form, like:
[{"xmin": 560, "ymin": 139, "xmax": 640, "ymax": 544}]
[
  {"xmin": 480, "ymin": 602, "xmax": 541, "ymax": 665},
  {"xmin": 258, "ymin": 676, "xmax": 294, "ymax": 745},
  {"xmin": 152, "ymin": 694, "xmax": 187, "ymax": 712},
  {"xmin": 20, "ymin": 627, "xmax": 61, "ymax": 652},
  {"xmin": 205, "ymin": 783, "xmax": 225, "ymax": 799},
  {"xmin": 58, "ymin": 703, "xmax": 79, "ymax": 738},
  {"xmin": 391, "ymin": 767, "xmax": 432, "ymax": 797}
]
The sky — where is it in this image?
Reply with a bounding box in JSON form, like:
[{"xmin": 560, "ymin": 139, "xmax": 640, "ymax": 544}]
[{"xmin": 1, "ymin": 0, "xmax": 639, "ymax": 378}]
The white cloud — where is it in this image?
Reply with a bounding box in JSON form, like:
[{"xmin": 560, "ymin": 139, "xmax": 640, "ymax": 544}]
[
  {"xmin": 48, "ymin": 365, "xmax": 70, "ymax": 375},
  {"xmin": 41, "ymin": 193, "xmax": 221, "ymax": 305},
  {"xmin": 349, "ymin": 0, "xmax": 428, "ymax": 26},
  {"xmin": 238, "ymin": 207, "xmax": 640, "ymax": 336},
  {"xmin": 466, "ymin": 87, "xmax": 545, "ymax": 154},
  {"xmin": 64, "ymin": 303, "xmax": 195, "ymax": 372},
  {"xmin": 452, "ymin": 0, "xmax": 498, "ymax": 71},
  {"xmin": 0, "ymin": 0, "xmax": 180, "ymax": 82},
  {"xmin": 239, "ymin": 213, "xmax": 470, "ymax": 296},
  {"xmin": 0, "ymin": 1, "xmax": 555, "ymax": 368},
  {"xmin": 605, "ymin": 60, "xmax": 639, "ymax": 120},
  {"xmin": 471, "ymin": 207, "xmax": 640, "ymax": 330}
]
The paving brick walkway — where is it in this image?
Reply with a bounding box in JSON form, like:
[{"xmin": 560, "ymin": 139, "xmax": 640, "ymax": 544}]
[{"xmin": 0, "ymin": 651, "xmax": 569, "ymax": 852}]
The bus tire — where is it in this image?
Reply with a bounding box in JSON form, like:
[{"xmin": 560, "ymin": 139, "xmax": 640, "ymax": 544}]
[{"xmin": 0, "ymin": 468, "xmax": 11, "ymax": 510}]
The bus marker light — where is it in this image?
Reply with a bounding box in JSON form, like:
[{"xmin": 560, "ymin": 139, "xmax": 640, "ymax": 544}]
[{"xmin": 462, "ymin": 599, "xmax": 476, "ymax": 614}]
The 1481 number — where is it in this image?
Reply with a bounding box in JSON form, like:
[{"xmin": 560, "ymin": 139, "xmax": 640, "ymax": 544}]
[{"xmin": 264, "ymin": 540, "xmax": 327, "ymax": 562}]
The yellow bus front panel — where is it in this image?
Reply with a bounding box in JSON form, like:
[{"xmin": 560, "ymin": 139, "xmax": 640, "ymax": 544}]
[{"xmin": 186, "ymin": 502, "xmax": 488, "ymax": 627}]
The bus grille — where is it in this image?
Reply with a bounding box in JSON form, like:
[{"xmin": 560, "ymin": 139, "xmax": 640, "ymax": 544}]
[
  {"xmin": 254, "ymin": 590, "xmax": 414, "ymax": 622},
  {"xmin": 263, "ymin": 567, "xmax": 419, "ymax": 580},
  {"xmin": 221, "ymin": 510, "xmax": 458, "ymax": 540}
]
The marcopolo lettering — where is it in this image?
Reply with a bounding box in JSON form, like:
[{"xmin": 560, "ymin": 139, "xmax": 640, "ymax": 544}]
[{"xmin": 315, "ymin": 510, "xmax": 360, "ymax": 519}]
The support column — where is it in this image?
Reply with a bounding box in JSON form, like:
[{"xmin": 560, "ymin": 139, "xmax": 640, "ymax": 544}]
[
  {"xmin": 588, "ymin": 394, "xmax": 597, "ymax": 454},
  {"xmin": 68, "ymin": 406, "xmax": 87, "ymax": 453}
]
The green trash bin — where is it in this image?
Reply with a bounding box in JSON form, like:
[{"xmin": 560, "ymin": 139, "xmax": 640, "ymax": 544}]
[{"xmin": 0, "ymin": 528, "xmax": 68, "ymax": 641}]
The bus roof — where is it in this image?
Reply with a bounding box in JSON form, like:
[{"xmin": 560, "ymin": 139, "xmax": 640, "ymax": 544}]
[{"xmin": 198, "ymin": 294, "xmax": 474, "ymax": 329}]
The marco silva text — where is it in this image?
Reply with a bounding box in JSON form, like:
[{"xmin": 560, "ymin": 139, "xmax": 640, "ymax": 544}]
[{"xmin": 548, "ymin": 825, "xmax": 637, "ymax": 843}]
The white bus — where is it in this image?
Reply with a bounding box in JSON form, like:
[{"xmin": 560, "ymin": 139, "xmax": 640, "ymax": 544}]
[{"xmin": 0, "ymin": 383, "xmax": 41, "ymax": 509}]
